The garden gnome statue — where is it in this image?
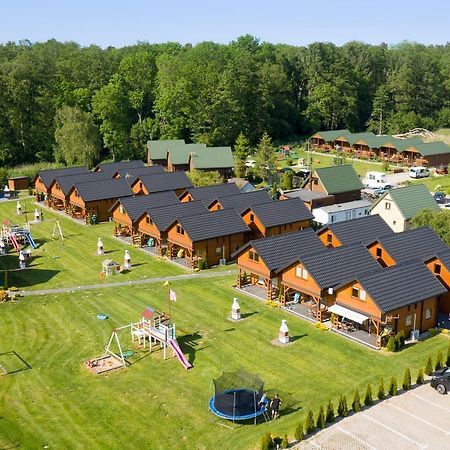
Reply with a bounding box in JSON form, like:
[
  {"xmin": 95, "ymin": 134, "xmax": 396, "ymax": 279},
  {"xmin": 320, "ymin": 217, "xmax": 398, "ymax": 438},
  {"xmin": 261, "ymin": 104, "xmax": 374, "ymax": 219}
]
[
  {"xmin": 231, "ymin": 297, "xmax": 241, "ymax": 320},
  {"xmin": 124, "ymin": 249, "xmax": 131, "ymax": 269},
  {"xmin": 34, "ymin": 208, "xmax": 40, "ymax": 223},
  {"xmin": 0, "ymin": 238, "xmax": 5, "ymax": 255},
  {"xmin": 19, "ymin": 250, "xmax": 26, "ymax": 269},
  {"xmin": 97, "ymin": 237, "xmax": 104, "ymax": 255},
  {"xmin": 16, "ymin": 200, "xmax": 21, "ymax": 215},
  {"xmin": 278, "ymin": 319, "xmax": 289, "ymax": 344}
]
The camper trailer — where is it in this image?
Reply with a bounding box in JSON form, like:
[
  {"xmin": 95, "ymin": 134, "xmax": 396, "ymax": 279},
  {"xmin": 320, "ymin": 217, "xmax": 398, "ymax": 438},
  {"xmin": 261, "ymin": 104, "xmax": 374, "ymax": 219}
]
[{"xmin": 365, "ymin": 171, "xmax": 389, "ymax": 189}]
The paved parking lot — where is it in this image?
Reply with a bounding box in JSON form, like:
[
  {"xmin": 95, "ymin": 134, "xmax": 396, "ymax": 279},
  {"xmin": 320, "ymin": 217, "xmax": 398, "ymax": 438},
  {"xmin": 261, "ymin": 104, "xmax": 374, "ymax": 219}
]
[{"xmin": 296, "ymin": 384, "xmax": 450, "ymax": 449}]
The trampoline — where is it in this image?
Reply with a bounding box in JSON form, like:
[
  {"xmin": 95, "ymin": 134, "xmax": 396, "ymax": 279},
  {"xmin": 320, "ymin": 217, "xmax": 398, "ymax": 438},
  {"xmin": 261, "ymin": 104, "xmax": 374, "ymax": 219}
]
[{"xmin": 209, "ymin": 369, "xmax": 268, "ymax": 424}]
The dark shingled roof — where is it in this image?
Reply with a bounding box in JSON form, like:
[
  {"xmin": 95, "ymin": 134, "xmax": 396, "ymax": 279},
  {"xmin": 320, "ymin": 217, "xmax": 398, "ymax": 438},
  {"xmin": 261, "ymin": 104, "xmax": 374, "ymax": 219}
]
[
  {"xmin": 292, "ymin": 243, "xmax": 381, "ymax": 289},
  {"xmin": 247, "ymin": 198, "xmax": 313, "ymax": 228},
  {"xmin": 233, "ymin": 228, "xmax": 326, "ymax": 272},
  {"xmin": 53, "ymin": 172, "xmax": 109, "ymax": 195},
  {"xmin": 73, "ymin": 178, "xmax": 133, "ymax": 202},
  {"xmin": 147, "ymin": 201, "xmax": 209, "ymax": 232},
  {"xmin": 136, "ymin": 172, "xmax": 193, "ymax": 193},
  {"xmin": 318, "ymin": 214, "xmax": 393, "ymax": 245},
  {"xmin": 216, "ymin": 190, "xmax": 273, "ymax": 214},
  {"xmin": 94, "ymin": 160, "xmax": 145, "ymax": 177},
  {"xmin": 35, "ymin": 166, "xmax": 89, "ymax": 188},
  {"xmin": 176, "ymin": 209, "xmax": 249, "ymax": 242},
  {"xmin": 111, "ymin": 191, "xmax": 180, "ymax": 221},
  {"xmin": 114, "ymin": 165, "xmax": 165, "ymax": 184},
  {"xmin": 352, "ymin": 261, "xmax": 447, "ymax": 313},
  {"xmin": 181, "ymin": 183, "xmax": 240, "ymax": 206},
  {"xmin": 373, "ymin": 227, "xmax": 449, "ymax": 263}
]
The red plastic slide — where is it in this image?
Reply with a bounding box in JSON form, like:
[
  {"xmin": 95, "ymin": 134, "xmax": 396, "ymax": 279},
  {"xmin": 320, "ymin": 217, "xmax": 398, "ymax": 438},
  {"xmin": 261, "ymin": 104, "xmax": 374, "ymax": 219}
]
[{"xmin": 9, "ymin": 234, "xmax": 20, "ymax": 252}]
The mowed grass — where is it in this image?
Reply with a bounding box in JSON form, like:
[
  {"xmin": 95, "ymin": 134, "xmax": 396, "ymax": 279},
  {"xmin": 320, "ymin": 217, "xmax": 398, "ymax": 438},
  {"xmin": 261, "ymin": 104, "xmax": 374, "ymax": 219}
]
[
  {"xmin": 0, "ymin": 199, "xmax": 185, "ymax": 290},
  {"xmin": 0, "ymin": 277, "xmax": 448, "ymax": 449},
  {"xmin": 409, "ymin": 174, "xmax": 450, "ymax": 192}
]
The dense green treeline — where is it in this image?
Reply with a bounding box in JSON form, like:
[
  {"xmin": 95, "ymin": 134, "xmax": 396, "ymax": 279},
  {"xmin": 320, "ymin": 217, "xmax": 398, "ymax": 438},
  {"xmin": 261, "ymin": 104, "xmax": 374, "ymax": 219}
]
[{"xmin": 0, "ymin": 36, "xmax": 449, "ymax": 167}]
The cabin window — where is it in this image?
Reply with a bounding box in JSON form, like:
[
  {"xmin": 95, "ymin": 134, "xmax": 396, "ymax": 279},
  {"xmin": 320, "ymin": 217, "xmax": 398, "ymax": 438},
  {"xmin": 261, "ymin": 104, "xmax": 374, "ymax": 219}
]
[
  {"xmin": 250, "ymin": 213, "xmax": 255, "ymax": 222},
  {"xmin": 392, "ymin": 220, "xmax": 396, "ymax": 226},
  {"xmin": 55, "ymin": 183, "xmax": 60, "ymax": 190},
  {"xmin": 146, "ymin": 216, "xmax": 153, "ymax": 225},
  {"xmin": 376, "ymin": 248, "xmax": 382, "ymax": 258},
  {"xmin": 360, "ymin": 290, "xmax": 366, "ymax": 301},
  {"xmin": 119, "ymin": 205, "xmax": 124, "ymax": 214},
  {"xmin": 405, "ymin": 315, "xmax": 412, "ymax": 326},
  {"xmin": 330, "ymin": 215, "xmax": 335, "ymax": 223},
  {"xmin": 434, "ymin": 263, "xmax": 441, "ymax": 274},
  {"xmin": 176, "ymin": 225, "xmax": 184, "ymax": 235},
  {"xmin": 326, "ymin": 234, "xmax": 332, "ymax": 244},
  {"xmin": 215, "ymin": 247, "xmax": 222, "ymax": 256},
  {"xmin": 139, "ymin": 182, "xmax": 143, "ymax": 190},
  {"xmin": 425, "ymin": 308, "xmax": 432, "ymax": 320},
  {"xmin": 385, "ymin": 202, "xmax": 391, "ymax": 210},
  {"xmin": 313, "ymin": 179, "xmax": 318, "ymax": 185},
  {"xmin": 351, "ymin": 287, "xmax": 359, "ymax": 298},
  {"xmin": 249, "ymin": 250, "xmax": 259, "ymax": 262},
  {"xmin": 295, "ymin": 266, "xmax": 308, "ymax": 280}
]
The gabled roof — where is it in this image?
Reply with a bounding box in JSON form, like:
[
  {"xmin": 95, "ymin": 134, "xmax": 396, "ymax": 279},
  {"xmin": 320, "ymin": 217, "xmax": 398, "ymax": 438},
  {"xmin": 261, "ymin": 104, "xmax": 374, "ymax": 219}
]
[
  {"xmin": 72, "ymin": 178, "xmax": 133, "ymax": 202},
  {"xmin": 189, "ymin": 147, "xmax": 234, "ymax": 169},
  {"xmin": 52, "ymin": 172, "xmax": 109, "ymax": 195},
  {"xmin": 318, "ymin": 214, "xmax": 393, "ymax": 245},
  {"xmin": 347, "ymin": 261, "xmax": 447, "ymax": 313},
  {"xmin": 111, "ymin": 191, "xmax": 180, "ymax": 221},
  {"xmin": 282, "ymin": 189, "xmax": 329, "ymax": 201},
  {"xmin": 345, "ymin": 132, "xmax": 376, "ymax": 146},
  {"xmin": 233, "ymin": 228, "xmax": 326, "ymax": 272},
  {"xmin": 215, "ymin": 190, "xmax": 273, "ymax": 214},
  {"xmin": 391, "ymin": 137, "xmax": 423, "ymax": 152},
  {"xmin": 245, "ymin": 198, "xmax": 313, "ymax": 228},
  {"xmin": 310, "ymin": 129, "xmax": 350, "ymax": 142},
  {"xmin": 34, "ymin": 166, "xmax": 89, "ymax": 188},
  {"xmin": 313, "ymin": 165, "xmax": 363, "ymax": 194},
  {"xmin": 316, "ymin": 199, "xmax": 371, "ymax": 214},
  {"xmin": 371, "ymin": 184, "xmax": 439, "ymax": 220},
  {"xmin": 369, "ymin": 227, "xmax": 449, "ymax": 264},
  {"xmin": 113, "ymin": 165, "xmax": 165, "ymax": 184},
  {"xmin": 280, "ymin": 243, "xmax": 380, "ymax": 289},
  {"xmin": 146, "ymin": 201, "xmax": 208, "ymax": 232},
  {"xmin": 147, "ymin": 140, "xmax": 185, "ymax": 160},
  {"xmin": 94, "ymin": 160, "xmax": 145, "ymax": 177},
  {"xmin": 404, "ymin": 141, "xmax": 450, "ymax": 157},
  {"xmin": 168, "ymin": 144, "xmax": 207, "ymax": 165},
  {"xmin": 174, "ymin": 209, "xmax": 249, "ymax": 243},
  {"xmin": 134, "ymin": 172, "xmax": 193, "ymax": 193},
  {"xmin": 180, "ymin": 183, "xmax": 240, "ymax": 206}
]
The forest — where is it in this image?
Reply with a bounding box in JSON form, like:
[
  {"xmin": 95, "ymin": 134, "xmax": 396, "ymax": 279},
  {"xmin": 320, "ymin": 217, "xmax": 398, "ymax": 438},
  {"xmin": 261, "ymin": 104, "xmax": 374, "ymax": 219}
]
[{"xmin": 0, "ymin": 36, "xmax": 449, "ymax": 168}]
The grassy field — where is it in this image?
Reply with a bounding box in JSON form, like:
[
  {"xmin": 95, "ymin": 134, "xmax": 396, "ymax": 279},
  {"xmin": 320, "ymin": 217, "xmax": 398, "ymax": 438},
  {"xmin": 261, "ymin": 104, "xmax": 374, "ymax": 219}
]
[
  {"xmin": 0, "ymin": 199, "xmax": 185, "ymax": 290},
  {"xmin": 409, "ymin": 174, "xmax": 450, "ymax": 193}
]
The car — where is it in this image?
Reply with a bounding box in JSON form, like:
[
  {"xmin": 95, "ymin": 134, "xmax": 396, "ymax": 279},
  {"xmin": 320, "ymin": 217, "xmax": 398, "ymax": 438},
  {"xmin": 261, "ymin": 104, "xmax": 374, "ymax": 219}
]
[
  {"xmin": 409, "ymin": 166, "xmax": 430, "ymax": 179},
  {"xmin": 434, "ymin": 192, "xmax": 446, "ymax": 204},
  {"xmin": 373, "ymin": 184, "xmax": 394, "ymax": 196},
  {"xmin": 430, "ymin": 366, "xmax": 450, "ymax": 394},
  {"xmin": 245, "ymin": 159, "xmax": 256, "ymax": 168},
  {"xmin": 295, "ymin": 168, "xmax": 311, "ymax": 179}
]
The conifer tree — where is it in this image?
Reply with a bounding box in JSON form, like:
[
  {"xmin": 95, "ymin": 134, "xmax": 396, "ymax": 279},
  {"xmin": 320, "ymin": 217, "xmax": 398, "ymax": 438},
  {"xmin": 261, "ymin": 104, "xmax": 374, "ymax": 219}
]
[
  {"xmin": 305, "ymin": 410, "xmax": 315, "ymax": 434},
  {"xmin": 416, "ymin": 368, "xmax": 424, "ymax": 385},
  {"xmin": 386, "ymin": 335, "xmax": 396, "ymax": 352},
  {"xmin": 325, "ymin": 399, "xmax": 335, "ymax": 423},
  {"xmin": 388, "ymin": 376, "xmax": 397, "ymax": 396},
  {"xmin": 425, "ymin": 356, "xmax": 433, "ymax": 375},
  {"xmin": 364, "ymin": 384, "xmax": 373, "ymax": 406},
  {"xmin": 435, "ymin": 350, "xmax": 443, "ymax": 371},
  {"xmin": 281, "ymin": 434, "xmax": 289, "ymax": 449},
  {"xmin": 377, "ymin": 378, "xmax": 385, "ymax": 400},
  {"xmin": 402, "ymin": 368, "xmax": 411, "ymax": 390},
  {"xmin": 316, "ymin": 405, "xmax": 325, "ymax": 429},
  {"xmin": 352, "ymin": 389, "xmax": 361, "ymax": 412},
  {"xmin": 294, "ymin": 422, "xmax": 304, "ymax": 442}
]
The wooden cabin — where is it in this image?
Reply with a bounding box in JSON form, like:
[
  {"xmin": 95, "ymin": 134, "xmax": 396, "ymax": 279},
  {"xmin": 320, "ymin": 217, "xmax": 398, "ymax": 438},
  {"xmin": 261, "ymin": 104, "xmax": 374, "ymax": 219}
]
[
  {"xmin": 112, "ymin": 165, "xmax": 165, "ymax": 185},
  {"xmin": 280, "ymin": 189, "xmax": 335, "ymax": 211},
  {"xmin": 233, "ymin": 228, "xmax": 326, "ymax": 301},
  {"xmin": 33, "ymin": 166, "xmax": 89, "ymax": 199},
  {"xmin": 208, "ymin": 190, "xmax": 272, "ymax": 213},
  {"xmin": 424, "ymin": 252, "xmax": 450, "ymax": 314},
  {"xmin": 110, "ymin": 191, "xmax": 180, "ymax": 240},
  {"xmin": 166, "ymin": 209, "xmax": 249, "ymax": 268},
  {"xmin": 309, "ymin": 129, "xmax": 350, "ymax": 150},
  {"xmin": 277, "ymin": 243, "xmax": 380, "ymax": 321},
  {"xmin": 67, "ymin": 178, "xmax": 133, "ymax": 222},
  {"xmin": 308, "ymin": 165, "xmax": 363, "ymax": 203},
  {"xmin": 188, "ymin": 146, "xmax": 234, "ymax": 179},
  {"xmin": 147, "ymin": 139, "xmax": 185, "ymax": 167},
  {"xmin": 317, "ymin": 214, "xmax": 393, "ymax": 248},
  {"xmin": 400, "ymin": 141, "xmax": 450, "ymax": 167},
  {"xmin": 136, "ymin": 201, "xmax": 208, "ymax": 254},
  {"xmin": 333, "ymin": 261, "xmax": 447, "ymax": 344},
  {"xmin": 370, "ymin": 184, "xmax": 439, "ymax": 232},
  {"xmin": 130, "ymin": 172, "xmax": 193, "ymax": 196},
  {"xmin": 179, "ymin": 183, "xmax": 240, "ymax": 206},
  {"xmin": 8, "ymin": 176, "xmax": 29, "ymax": 191},
  {"xmin": 241, "ymin": 197, "xmax": 313, "ymax": 239},
  {"xmin": 93, "ymin": 160, "xmax": 145, "ymax": 176},
  {"xmin": 167, "ymin": 144, "xmax": 207, "ymax": 172}
]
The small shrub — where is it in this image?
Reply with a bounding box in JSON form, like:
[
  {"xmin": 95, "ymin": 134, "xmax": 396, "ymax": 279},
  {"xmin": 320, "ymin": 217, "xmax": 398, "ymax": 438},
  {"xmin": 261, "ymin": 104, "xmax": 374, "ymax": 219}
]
[
  {"xmin": 260, "ymin": 432, "xmax": 273, "ymax": 450},
  {"xmin": 316, "ymin": 405, "xmax": 325, "ymax": 429},
  {"xmin": 402, "ymin": 368, "xmax": 411, "ymax": 390},
  {"xmin": 386, "ymin": 335, "xmax": 396, "ymax": 352},
  {"xmin": 337, "ymin": 394, "xmax": 348, "ymax": 417},
  {"xmin": 364, "ymin": 384, "xmax": 373, "ymax": 406},
  {"xmin": 305, "ymin": 410, "xmax": 315, "ymax": 434},
  {"xmin": 197, "ymin": 259, "xmax": 205, "ymax": 270},
  {"xmin": 446, "ymin": 343, "xmax": 450, "ymax": 367},
  {"xmin": 425, "ymin": 356, "xmax": 433, "ymax": 375},
  {"xmin": 429, "ymin": 328, "xmax": 441, "ymax": 337},
  {"xmin": 398, "ymin": 330, "xmax": 405, "ymax": 348},
  {"xmin": 388, "ymin": 377, "xmax": 397, "ymax": 396},
  {"xmin": 0, "ymin": 290, "xmax": 9, "ymax": 303},
  {"xmin": 435, "ymin": 350, "xmax": 443, "ymax": 371},
  {"xmin": 325, "ymin": 399, "xmax": 334, "ymax": 424},
  {"xmin": 9, "ymin": 286, "xmax": 19, "ymax": 291},
  {"xmin": 281, "ymin": 434, "xmax": 289, "ymax": 449},
  {"xmin": 315, "ymin": 322, "xmax": 328, "ymax": 331},
  {"xmin": 377, "ymin": 378, "xmax": 385, "ymax": 400},
  {"xmin": 352, "ymin": 389, "xmax": 361, "ymax": 413},
  {"xmin": 416, "ymin": 368, "xmax": 424, "ymax": 385},
  {"xmin": 294, "ymin": 422, "xmax": 304, "ymax": 441}
]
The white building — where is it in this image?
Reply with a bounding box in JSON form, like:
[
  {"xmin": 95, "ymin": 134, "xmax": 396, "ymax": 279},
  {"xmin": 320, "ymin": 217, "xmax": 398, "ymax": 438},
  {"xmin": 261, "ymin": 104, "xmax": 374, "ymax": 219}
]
[{"xmin": 313, "ymin": 199, "xmax": 371, "ymax": 225}]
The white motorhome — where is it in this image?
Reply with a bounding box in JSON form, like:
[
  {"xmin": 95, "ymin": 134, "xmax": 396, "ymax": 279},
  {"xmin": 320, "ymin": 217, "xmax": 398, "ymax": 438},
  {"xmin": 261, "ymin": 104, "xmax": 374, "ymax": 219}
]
[
  {"xmin": 409, "ymin": 167, "xmax": 430, "ymax": 179},
  {"xmin": 365, "ymin": 171, "xmax": 388, "ymax": 188}
]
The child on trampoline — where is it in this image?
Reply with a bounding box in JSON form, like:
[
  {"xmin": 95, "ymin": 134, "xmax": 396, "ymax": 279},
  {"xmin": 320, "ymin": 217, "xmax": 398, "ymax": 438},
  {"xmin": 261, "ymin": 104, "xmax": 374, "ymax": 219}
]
[{"xmin": 258, "ymin": 392, "xmax": 268, "ymax": 410}]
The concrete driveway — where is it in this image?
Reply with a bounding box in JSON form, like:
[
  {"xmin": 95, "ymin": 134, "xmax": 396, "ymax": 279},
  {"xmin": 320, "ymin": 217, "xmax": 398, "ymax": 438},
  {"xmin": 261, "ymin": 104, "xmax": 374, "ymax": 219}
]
[
  {"xmin": 385, "ymin": 171, "xmax": 411, "ymax": 186},
  {"xmin": 296, "ymin": 384, "xmax": 450, "ymax": 449}
]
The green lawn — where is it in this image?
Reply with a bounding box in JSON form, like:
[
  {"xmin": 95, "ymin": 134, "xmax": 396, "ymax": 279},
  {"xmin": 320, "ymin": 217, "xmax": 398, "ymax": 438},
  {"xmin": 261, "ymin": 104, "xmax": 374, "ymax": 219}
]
[
  {"xmin": 0, "ymin": 277, "xmax": 448, "ymax": 449},
  {"xmin": 0, "ymin": 199, "xmax": 185, "ymax": 290},
  {"xmin": 409, "ymin": 174, "xmax": 450, "ymax": 193}
]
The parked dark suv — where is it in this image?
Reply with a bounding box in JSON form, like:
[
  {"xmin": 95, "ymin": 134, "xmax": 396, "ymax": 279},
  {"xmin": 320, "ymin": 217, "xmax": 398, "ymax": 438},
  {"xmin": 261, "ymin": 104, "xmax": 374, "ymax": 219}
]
[{"xmin": 430, "ymin": 367, "xmax": 450, "ymax": 394}]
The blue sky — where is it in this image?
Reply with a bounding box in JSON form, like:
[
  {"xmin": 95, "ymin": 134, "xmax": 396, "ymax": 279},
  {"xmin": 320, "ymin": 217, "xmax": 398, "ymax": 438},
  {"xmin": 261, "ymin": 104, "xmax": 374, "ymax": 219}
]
[{"xmin": 1, "ymin": 0, "xmax": 449, "ymax": 47}]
